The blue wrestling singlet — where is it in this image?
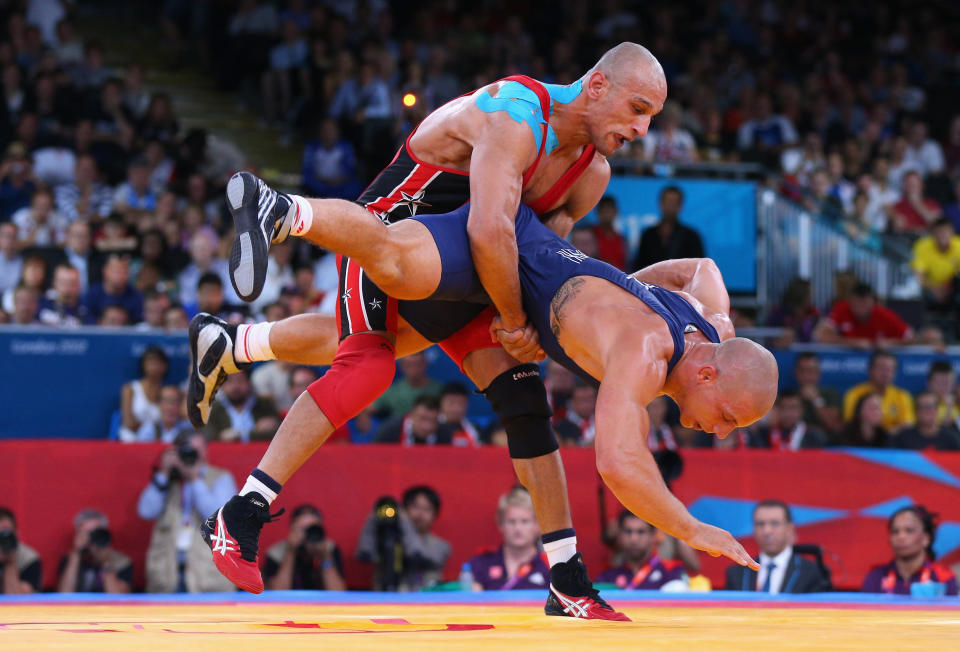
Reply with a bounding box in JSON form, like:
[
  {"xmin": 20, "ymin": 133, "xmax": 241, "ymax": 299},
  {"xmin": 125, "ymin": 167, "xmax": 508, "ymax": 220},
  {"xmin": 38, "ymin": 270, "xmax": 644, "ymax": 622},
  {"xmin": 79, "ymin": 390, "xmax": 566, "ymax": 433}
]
[{"xmin": 413, "ymin": 203, "xmax": 722, "ymax": 385}]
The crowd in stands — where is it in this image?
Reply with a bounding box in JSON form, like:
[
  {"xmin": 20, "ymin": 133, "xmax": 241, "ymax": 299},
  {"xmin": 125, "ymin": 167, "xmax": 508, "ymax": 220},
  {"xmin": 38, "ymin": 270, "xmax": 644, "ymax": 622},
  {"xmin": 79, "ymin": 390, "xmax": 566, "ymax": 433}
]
[{"xmin": 3, "ymin": 488, "xmax": 955, "ymax": 595}]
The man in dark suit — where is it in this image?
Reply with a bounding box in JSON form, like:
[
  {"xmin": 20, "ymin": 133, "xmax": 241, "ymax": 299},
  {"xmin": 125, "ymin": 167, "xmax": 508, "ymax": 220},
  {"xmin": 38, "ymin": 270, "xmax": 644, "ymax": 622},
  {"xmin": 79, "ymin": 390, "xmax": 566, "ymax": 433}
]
[
  {"xmin": 632, "ymin": 186, "xmax": 704, "ymax": 270},
  {"xmin": 724, "ymin": 500, "xmax": 830, "ymax": 593},
  {"xmin": 749, "ymin": 391, "xmax": 829, "ymax": 449}
]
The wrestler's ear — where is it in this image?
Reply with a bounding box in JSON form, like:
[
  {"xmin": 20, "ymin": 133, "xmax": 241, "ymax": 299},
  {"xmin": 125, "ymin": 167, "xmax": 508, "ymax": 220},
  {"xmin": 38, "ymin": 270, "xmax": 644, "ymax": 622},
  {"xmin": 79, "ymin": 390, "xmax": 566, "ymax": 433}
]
[
  {"xmin": 586, "ymin": 71, "xmax": 608, "ymax": 98},
  {"xmin": 696, "ymin": 365, "xmax": 717, "ymax": 385}
]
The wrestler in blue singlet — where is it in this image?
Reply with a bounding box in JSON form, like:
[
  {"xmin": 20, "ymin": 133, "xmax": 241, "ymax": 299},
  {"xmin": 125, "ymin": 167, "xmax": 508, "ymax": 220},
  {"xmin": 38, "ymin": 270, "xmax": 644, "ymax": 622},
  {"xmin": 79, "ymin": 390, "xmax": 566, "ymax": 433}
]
[{"xmin": 413, "ymin": 203, "xmax": 721, "ymax": 386}]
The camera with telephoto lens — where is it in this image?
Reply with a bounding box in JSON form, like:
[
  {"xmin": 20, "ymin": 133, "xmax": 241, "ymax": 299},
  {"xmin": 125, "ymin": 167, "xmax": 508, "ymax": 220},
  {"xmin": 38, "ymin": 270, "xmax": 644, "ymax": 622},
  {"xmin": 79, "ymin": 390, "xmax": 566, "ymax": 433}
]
[
  {"xmin": 88, "ymin": 527, "xmax": 111, "ymax": 548},
  {"xmin": 373, "ymin": 496, "xmax": 403, "ymax": 591},
  {"xmin": 177, "ymin": 445, "xmax": 199, "ymax": 466},
  {"xmin": 0, "ymin": 529, "xmax": 17, "ymax": 554},
  {"xmin": 304, "ymin": 523, "xmax": 326, "ymax": 544}
]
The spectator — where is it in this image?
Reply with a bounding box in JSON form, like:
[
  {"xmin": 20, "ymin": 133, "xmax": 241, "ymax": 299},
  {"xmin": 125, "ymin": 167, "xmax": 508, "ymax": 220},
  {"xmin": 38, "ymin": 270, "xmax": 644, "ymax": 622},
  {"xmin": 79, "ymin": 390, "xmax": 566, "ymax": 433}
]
[
  {"xmin": 437, "ymin": 382, "xmax": 480, "ymax": 447},
  {"xmin": 555, "ymin": 384, "xmax": 597, "ymax": 446},
  {"xmin": 545, "ymin": 359, "xmax": 576, "ymax": 424},
  {"xmin": 279, "ymin": 365, "xmax": 318, "ymax": 419},
  {"xmin": 347, "ymin": 405, "xmax": 381, "ymax": 444},
  {"xmin": 568, "ymin": 226, "xmax": 598, "ymax": 258},
  {"xmin": 945, "ymin": 177, "xmax": 960, "ymax": 234},
  {"xmin": 724, "ymin": 500, "xmax": 829, "ymax": 593},
  {"xmin": 177, "ymin": 230, "xmax": 236, "ymax": 309},
  {"xmin": 0, "ymin": 506, "xmax": 40, "ymax": 594},
  {"xmin": 57, "ymin": 509, "xmax": 132, "ymax": 593},
  {"xmin": 596, "ymin": 511, "xmax": 688, "ymax": 591},
  {"xmin": 54, "ymin": 154, "xmax": 113, "ymax": 223},
  {"xmin": 261, "ymin": 19, "xmax": 308, "ymax": 125},
  {"xmin": 641, "ymin": 100, "xmax": 698, "ymax": 164},
  {"xmin": 137, "ymin": 289, "xmax": 171, "ymax": 330},
  {"xmin": 766, "ymin": 278, "xmax": 820, "ymax": 345},
  {"xmin": 163, "ymin": 303, "xmax": 189, "ymax": 331},
  {"xmin": 792, "ymin": 353, "xmax": 842, "ymax": 437},
  {"xmin": 112, "ymin": 157, "xmax": 157, "ymax": 215},
  {"xmin": 250, "ymin": 358, "xmax": 295, "ymax": 415},
  {"xmin": 373, "ymin": 352, "xmax": 441, "ymax": 418},
  {"xmin": 0, "ymin": 142, "xmax": 37, "ymax": 219},
  {"xmin": 11, "ymin": 187, "xmax": 67, "ymax": 247},
  {"xmin": 903, "ymin": 122, "xmax": 945, "ymax": 177},
  {"xmin": 136, "ymin": 385, "xmax": 192, "ymax": 444},
  {"xmin": 356, "ymin": 486, "xmax": 451, "ymax": 591},
  {"xmin": 99, "ymin": 304, "xmax": 130, "ymax": 326},
  {"xmin": 750, "ymin": 391, "xmax": 828, "ymax": 449},
  {"xmin": 591, "ymin": 196, "xmax": 626, "ymax": 270},
  {"xmin": 301, "ymin": 118, "xmax": 363, "ymax": 199},
  {"xmin": 887, "ymin": 136, "xmax": 922, "ymax": 193},
  {"xmin": 633, "ymin": 186, "xmax": 704, "ymax": 270},
  {"xmin": 646, "ymin": 396, "xmax": 677, "ymax": 451},
  {"xmin": 118, "ymin": 345, "xmax": 167, "ymax": 442},
  {"xmin": 802, "ymin": 168, "xmax": 845, "ymax": 219},
  {"xmin": 0, "ymin": 222, "xmax": 22, "ymax": 294},
  {"xmin": 86, "ymin": 254, "xmax": 143, "ymax": 322},
  {"xmin": 137, "ymin": 93, "xmax": 179, "ymax": 146},
  {"xmin": 861, "ymin": 506, "xmax": 957, "ymax": 596},
  {"xmin": 58, "ymin": 220, "xmax": 92, "ymax": 290},
  {"xmin": 37, "ymin": 263, "xmax": 88, "ymax": 326},
  {"xmin": 838, "ymin": 393, "xmax": 889, "ymax": 447},
  {"xmin": 468, "ymin": 487, "xmax": 549, "ymax": 591},
  {"xmin": 10, "ymin": 285, "xmax": 39, "ymax": 324},
  {"xmin": 376, "ymin": 394, "xmax": 452, "ymax": 445},
  {"xmin": 925, "ymin": 360, "xmax": 959, "ymax": 428},
  {"xmin": 2, "ymin": 254, "xmax": 45, "ymax": 314},
  {"xmin": 264, "ymin": 505, "xmax": 346, "ymax": 591},
  {"xmin": 737, "ymin": 93, "xmax": 797, "ymax": 163},
  {"xmin": 888, "ymin": 392, "xmax": 960, "ymax": 451},
  {"xmin": 191, "ymin": 272, "xmax": 248, "ymax": 323},
  {"xmin": 93, "ymin": 215, "xmax": 137, "ymax": 256},
  {"xmin": 842, "ymin": 351, "xmax": 914, "ymax": 433},
  {"xmin": 844, "ymin": 191, "xmax": 881, "ymax": 250},
  {"xmin": 137, "ymin": 431, "xmax": 237, "ymax": 593},
  {"xmin": 251, "ymin": 240, "xmax": 295, "ymax": 313},
  {"xmin": 911, "ymin": 219, "xmax": 960, "ymax": 316},
  {"xmin": 813, "ymin": 282, "xmax": 911, "ymax": 347},
  {"xmin": 207, "ymin": 369, "xmax": 280, "ymax": 442},
  {"xmin": 891, "ymin": 171, "xmax": 942, "ymax": 237}
]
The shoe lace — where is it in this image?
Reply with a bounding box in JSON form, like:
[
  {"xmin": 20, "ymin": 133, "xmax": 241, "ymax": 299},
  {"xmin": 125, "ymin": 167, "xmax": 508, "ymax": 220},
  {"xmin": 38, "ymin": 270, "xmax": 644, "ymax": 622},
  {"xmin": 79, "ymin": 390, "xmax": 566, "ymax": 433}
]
[
  {"xmin": 236, "ymin": 506, "xmax": 286, "ymax": 561},
  {"xmin": 570, "ymin": 559, "xmax": 612, "ymax": 609}
]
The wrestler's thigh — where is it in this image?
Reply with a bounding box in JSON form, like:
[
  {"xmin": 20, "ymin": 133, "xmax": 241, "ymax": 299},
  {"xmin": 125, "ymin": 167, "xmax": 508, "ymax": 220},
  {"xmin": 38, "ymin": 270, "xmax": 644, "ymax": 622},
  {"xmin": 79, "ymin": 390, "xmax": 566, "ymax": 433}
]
[{"xmin": 383, "ymin": 219, "xmax": 442, "ymax": 299}]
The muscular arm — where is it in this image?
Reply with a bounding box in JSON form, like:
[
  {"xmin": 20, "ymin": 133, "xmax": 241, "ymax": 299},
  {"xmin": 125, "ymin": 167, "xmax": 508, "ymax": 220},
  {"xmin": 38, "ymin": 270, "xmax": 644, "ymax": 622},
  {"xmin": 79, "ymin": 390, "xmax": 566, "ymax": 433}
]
[
  {"xmin": 629, "ymin": 258, "xmax": 730, "ymax": 316},
  {"xmin": 540, "ymin": 155, "xmax": 611, "ymax": 239},
  {"xmin": 466, "ymin": 113, "xmax": 537, "ymax": 330},
  {"xmin": 594, "ymin": 344, "xmax": 758, "ymax": 570}
]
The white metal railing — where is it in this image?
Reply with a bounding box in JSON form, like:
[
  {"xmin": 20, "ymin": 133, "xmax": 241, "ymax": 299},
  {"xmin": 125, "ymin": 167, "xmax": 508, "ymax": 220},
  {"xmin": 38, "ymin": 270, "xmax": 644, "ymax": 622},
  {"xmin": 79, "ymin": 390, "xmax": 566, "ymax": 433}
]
[{"xmin": 757, "ymin": 189, "xmax": 915, "ymax": 315}]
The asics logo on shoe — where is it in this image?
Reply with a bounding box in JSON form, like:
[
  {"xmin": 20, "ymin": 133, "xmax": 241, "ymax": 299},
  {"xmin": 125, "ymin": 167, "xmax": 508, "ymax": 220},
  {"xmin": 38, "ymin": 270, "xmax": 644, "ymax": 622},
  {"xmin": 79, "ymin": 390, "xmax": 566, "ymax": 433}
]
[
  {"xmin": 250, "ymin": 499, "xmax": 265, "ymax": 508},
  {"xmin": 210, "ymin": 510, "xmax": 238, "ymax": 556},
  {"xmin": 549, "ymin": 585, "xmax": 592, "ymax": 618}
]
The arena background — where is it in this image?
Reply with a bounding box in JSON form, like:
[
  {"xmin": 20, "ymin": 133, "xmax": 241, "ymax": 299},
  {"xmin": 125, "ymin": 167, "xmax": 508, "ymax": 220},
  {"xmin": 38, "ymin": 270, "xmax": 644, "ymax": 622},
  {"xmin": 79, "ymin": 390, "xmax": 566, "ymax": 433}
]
[{"xmin": 1, "ymin": 0, "xmax": 959, "ymax": 632}]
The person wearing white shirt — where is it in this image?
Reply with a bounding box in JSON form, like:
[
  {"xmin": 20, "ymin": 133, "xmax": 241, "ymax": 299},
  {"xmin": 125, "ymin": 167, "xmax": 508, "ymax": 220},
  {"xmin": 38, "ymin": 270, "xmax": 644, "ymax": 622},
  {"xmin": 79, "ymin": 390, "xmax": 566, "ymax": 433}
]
[
  {"xmin": 904, "ymin": 122, "xmax": 945, "ymax": 176},
  {"xmin": 725, "ymin": 500, "xmax": 830, "ymax": 594}
]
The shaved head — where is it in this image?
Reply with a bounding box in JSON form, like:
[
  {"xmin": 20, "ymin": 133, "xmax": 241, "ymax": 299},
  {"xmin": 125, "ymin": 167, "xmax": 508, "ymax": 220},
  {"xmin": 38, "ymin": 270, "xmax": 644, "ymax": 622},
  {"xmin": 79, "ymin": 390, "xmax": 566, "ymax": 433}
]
[
  {"xmin": 590, "ymin": 42, "xmax": 665, "ymax": 88},
  {"xmin": 671, "ymin": 337, "xmax": 779, "ymax": 437}
]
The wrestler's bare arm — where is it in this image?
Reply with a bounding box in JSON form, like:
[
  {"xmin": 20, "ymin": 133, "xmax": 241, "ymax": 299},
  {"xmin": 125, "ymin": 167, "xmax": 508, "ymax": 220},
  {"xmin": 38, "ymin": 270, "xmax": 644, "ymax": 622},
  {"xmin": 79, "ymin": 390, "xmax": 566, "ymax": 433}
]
[
  {"xmin": 629, "ymin": 258, "xmax": 732, "ymax": 336},
  {"xmin": 594, "ymin": 341, "xmax": 759, "ymax": 570},
  {"xmin": 465, "ymin": 111, "xmax": 537, "ymax": 333}
]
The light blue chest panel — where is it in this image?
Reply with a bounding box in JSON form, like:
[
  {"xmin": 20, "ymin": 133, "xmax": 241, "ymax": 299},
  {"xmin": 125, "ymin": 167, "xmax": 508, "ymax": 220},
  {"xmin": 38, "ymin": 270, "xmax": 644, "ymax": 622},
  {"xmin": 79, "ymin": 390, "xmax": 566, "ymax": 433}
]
[{"xmin": 474, "ymin": 79, "xmax": 582, "ymax": 155}]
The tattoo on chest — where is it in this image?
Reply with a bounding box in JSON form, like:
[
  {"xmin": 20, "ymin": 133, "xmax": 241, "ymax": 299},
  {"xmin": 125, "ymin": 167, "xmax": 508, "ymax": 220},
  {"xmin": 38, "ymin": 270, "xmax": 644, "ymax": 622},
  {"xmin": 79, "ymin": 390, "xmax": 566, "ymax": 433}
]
[{"xmin": 550, "ymin": 277, "xmax": 586, "ymax": 338}]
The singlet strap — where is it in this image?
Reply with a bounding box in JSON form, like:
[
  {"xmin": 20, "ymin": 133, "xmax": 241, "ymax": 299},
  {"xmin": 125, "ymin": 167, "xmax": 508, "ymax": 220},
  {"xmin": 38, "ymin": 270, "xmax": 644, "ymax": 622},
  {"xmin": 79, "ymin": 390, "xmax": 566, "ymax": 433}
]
[
  {"xmin": 500, "ymin": 75, "xmax": 551, "ymax": 187},
  {"xmin": 526, "ymin": 144, "xmax": 596, "ymax": 215}
]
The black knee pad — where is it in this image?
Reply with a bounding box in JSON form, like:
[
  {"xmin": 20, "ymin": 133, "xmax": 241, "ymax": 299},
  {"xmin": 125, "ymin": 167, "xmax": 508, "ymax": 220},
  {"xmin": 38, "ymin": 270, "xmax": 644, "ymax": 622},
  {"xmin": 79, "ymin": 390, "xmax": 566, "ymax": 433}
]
[{"xmin": 483, "ymin": 364, "xmax": 558, "ymax": 459}]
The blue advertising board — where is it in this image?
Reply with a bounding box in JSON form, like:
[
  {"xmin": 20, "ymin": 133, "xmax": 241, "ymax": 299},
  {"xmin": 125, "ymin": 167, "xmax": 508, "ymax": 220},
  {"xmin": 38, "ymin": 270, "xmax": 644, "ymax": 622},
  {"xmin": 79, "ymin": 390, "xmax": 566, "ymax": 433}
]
[{"xmin": 594, "ymin": 177, "xmax": 757, "ymax": 293}]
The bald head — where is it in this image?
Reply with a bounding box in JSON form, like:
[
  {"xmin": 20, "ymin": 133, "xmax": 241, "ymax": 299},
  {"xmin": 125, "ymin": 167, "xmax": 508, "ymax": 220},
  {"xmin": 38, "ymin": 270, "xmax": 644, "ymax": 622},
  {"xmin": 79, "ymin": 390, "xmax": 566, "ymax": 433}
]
[
  {"xmin": 671, "ymin": 337, "xmax": 779, "ymax": 437},
  {"xmin": 590, "ymin": 42, "xmax": 665, "ymax": 87}
]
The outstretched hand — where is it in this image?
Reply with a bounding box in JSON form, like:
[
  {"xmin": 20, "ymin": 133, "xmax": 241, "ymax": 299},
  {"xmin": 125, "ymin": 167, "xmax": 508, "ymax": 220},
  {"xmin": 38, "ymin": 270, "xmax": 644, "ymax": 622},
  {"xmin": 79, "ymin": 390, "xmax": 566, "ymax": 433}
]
[
  {"xmin": 489, "ymin": 315, "xmax": 546, "ymax": 363},
  {"xmin": 687, "ymin": 522, "xmax": 760, "ymax": 571}
]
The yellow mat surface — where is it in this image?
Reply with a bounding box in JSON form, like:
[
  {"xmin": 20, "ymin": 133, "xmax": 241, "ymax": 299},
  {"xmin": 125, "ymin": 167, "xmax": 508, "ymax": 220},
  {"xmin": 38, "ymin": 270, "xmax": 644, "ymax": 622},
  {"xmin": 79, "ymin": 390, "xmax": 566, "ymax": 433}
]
[{"xmin": 3, "ymin": 602, "xmax": 960, "ymax": 651}]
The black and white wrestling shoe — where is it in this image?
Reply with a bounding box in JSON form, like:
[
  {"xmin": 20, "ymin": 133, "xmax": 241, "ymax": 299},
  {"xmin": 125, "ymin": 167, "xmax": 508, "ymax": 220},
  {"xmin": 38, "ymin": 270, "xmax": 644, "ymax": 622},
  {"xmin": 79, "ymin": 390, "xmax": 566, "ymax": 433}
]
[
  {"xmin": 187, "ymin": 312, "xmax": 245, "ymax": 427},
  {"xmin": 225, "ymin": 171, "xmax": 293, "ymax": 303}
]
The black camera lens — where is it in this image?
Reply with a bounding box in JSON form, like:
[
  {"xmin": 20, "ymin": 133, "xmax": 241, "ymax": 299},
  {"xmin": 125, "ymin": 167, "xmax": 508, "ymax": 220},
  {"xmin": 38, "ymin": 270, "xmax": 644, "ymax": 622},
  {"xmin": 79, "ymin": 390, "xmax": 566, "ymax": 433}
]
[
  {"xmin": 89, "ymin": 527, "xmax": 111, "ymax": 548},
  {"xmin": 304, "ymin": 524, "xmax": 326, "ymax": 543},
  {"xmin": 177, "ymin": 445, "xmax": 199, "ymax": 466},
  {"xmin": 0, "ymin": 529, "xmax": 17, "ymax": 553}
]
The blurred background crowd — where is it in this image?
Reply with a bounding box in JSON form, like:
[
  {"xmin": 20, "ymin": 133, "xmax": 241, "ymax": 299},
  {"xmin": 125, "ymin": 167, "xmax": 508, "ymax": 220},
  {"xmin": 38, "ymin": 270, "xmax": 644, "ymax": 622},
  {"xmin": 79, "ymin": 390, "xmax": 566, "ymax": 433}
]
[{"xmin": 0, "ymin": 0, "xmax": 959, "ymax": 596}]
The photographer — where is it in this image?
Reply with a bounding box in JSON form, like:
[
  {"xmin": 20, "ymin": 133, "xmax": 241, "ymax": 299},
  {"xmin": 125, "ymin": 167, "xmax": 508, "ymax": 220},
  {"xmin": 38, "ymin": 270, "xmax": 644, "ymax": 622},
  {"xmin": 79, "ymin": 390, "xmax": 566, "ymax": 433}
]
[
  {"xmin": 57, "ymin": 509, "xmax": 132, "ymax": 593},
  {"xmin": 136, "ymin": 431, "xmax": 237, "ymax": 592},
  {"xmin": 355, "ymin": 486, "xmax": 451, "ymax": 591},
  {"xmin": 263, "ymin": 505, "xmax": 345, "ymax": 591},
  {"xmin": 0, "ymin": 507, "xmax": 41, "ymax": 594}
]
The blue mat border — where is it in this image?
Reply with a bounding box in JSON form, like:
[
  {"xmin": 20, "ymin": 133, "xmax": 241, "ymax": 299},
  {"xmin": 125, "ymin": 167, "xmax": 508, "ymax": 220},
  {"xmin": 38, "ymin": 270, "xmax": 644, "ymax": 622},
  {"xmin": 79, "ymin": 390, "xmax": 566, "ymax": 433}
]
[{"xmin": 0, "ymin": 590, "xmax": 956, "ymax": 607}]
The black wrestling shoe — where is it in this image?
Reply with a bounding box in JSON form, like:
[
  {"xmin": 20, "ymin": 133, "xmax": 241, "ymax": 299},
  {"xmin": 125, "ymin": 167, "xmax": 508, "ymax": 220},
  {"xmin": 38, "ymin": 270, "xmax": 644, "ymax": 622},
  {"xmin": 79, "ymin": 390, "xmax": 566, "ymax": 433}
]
[
  {"xmin": 544, "ymin": 553, "xmax": 631, "ymax": 621},
  {"xmin": 187, "ymin": 312, "xmax": 244, "ymax": 428},
  {"xmin": 225, "ymin": 171, "xmax": 293, "ymax": 302},
  {"xmin": 200, "ymin": 492, "xmax": 285, "ymax": 594}
]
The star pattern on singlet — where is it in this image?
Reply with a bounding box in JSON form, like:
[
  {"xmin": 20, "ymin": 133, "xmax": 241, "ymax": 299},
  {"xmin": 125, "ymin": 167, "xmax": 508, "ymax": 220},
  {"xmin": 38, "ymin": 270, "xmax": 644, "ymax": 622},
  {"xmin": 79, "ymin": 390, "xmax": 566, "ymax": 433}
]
[
  {"xmin": 395, "ymin": 189, "xmax": 431, "ymax": 216},
  {"xmin": 374, "ymin": 210, "xmax": 391, "ymax": 224},
  {"xmin": 368, "ymin": 298, "xmax": 383, "ymax": 310}
]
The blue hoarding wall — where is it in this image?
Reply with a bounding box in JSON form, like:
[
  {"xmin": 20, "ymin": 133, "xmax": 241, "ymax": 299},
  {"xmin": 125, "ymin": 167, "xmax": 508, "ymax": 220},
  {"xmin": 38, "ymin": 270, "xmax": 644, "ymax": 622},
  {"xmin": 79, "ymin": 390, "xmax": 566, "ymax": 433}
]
[
  {"xmin": 595, "ymin": 177, "xmax": 757, "ymax": 293},
  {"xmin": 0, "ymin": 329, "xmax": 491, "ymax": 439}
]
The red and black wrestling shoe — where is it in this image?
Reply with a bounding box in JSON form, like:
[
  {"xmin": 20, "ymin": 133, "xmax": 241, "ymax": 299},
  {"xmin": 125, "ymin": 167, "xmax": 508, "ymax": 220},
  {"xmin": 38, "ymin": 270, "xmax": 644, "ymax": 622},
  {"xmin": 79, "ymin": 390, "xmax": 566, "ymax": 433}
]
[
  {"xmin": 200, "ymin": 493, "xmax": 284, "ymax": 594},
  {"xmin": 545, "ymin": 553, "xmax": 631, "ymax": 621}
]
